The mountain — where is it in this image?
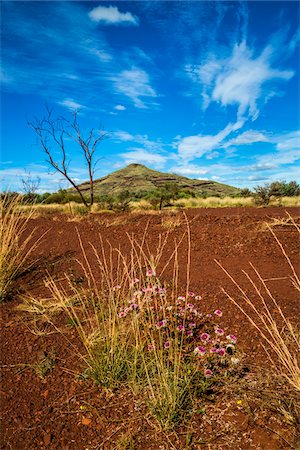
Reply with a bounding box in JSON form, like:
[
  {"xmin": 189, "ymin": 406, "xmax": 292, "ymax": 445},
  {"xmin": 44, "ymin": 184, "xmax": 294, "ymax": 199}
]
[{"xmin": 73, "ymin": 164, "xmax": 240, "ymax": 197}]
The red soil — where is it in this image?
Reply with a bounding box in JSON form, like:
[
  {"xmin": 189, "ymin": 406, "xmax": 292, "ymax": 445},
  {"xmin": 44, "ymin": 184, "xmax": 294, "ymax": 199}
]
[{"xmin": 1, "ymin": 207, "xmax": 299, "ymax": 449}]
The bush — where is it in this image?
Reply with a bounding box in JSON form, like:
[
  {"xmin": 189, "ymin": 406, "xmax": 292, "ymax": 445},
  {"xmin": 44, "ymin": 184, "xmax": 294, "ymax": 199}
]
[
  {"xmin": 254, "ymin": 181, "xmax": 300, "ymax": 206},
  {"xmin": 98, "ymin": 191, "xmax": 131, "ymax": 212},
  {"xmin": 269, "ymin": 181, "xmax": 300, "ymax": 197},
  {"xmin": 254, "ymin": 185, "xmax": 271, "ymax": 206},
  {"xmin": 44, "ymin": 190, "xmax": 86, "ymax": 204}
]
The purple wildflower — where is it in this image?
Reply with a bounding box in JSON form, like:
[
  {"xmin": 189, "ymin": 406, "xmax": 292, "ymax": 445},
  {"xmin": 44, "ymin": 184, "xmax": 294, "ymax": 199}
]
[
  {"xmin": 210, "ymin": 347, "xmax": 217, "ymax": 353},
  {"xmin": 177, "ymin": 325, "xmax": 185, "ymax": 331},
  {"xmin": 200, "ymin": 333, "xmax": 210, "ymax": 342},
  {"xmin": 186, "ymin": 330, "xmax": 193, "ymax": 337},
  {"xmin": 113, "ymin": 285, "xmax": 121, "ymax": 291},
  {"xmin": 189, "ymin": 322, "xmax": 196, "ymax": 328},
  {"xmin": 215, "ymin": 327, "xmax": 224, "ymax": 336},
  {"xmin": 217, "ymin": 348, "xmax": 226, "ymax": 357},
  {"xmin": 130, "ymin": 303, "xmax": 139, "ymax": 311},
  {"xmin": 214, "ymin": 309, "xmax": 223, "ymax": 317},
  {"xmin": 156, "ymin": 319, "xmax": 166, "ymax": 329},
  {"xmin": 204, "ymin": 369, "xmax": 213, "ymax": 378},
  {"xmin": 226, "ymin": 334, "xmax": 237, "ymax": 344},
  {"xmin": 164, "ymin": 341, "xmax": 170, "ymax": 349},
  {"xmin": 188, "ymin": 291, "xmax": 195, "ymax": 297},
  {"xmin": 146, "ymin": 268, "xmax": 156, "ymax": 277},
  {"xmin": 194, "ymin": 346, "xmax": 206, "ymax": 356},
  {"xmin": 119, "ymin": 311, "xmax": 126, "ymax": 318}
]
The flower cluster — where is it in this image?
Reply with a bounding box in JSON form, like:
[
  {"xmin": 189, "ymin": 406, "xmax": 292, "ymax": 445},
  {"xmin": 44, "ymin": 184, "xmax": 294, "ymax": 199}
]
[{"xmin": 117, "ymin": 269, "xmax": 240, "ymax": 380}]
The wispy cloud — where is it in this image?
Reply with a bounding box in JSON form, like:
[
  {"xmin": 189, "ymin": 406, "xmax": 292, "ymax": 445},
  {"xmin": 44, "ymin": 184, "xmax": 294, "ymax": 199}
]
[
  {"xmin": 169, "ymin": 164, "xmax": 208, "ymax": 177},
  {"xmin": 177, "ymin": 121, "xmax": 243, "ymax": 161},
  {"xmin": 88, "ymin": 5, "xmax": 139, "ymax": 26},
  {"xmin": 187, "ymin": 40, "xmax": 294, "ymax": 122},
  {"xmin": 112, "ymin": 68, "xmax": 158, "ymax": 108},
  {"xmin": 59, "ymin": 98, "xmax": 86, "ymax": 111},
  {"xmin": 224, "ymin": 130, "xmax": 270, "ymax": 147}
]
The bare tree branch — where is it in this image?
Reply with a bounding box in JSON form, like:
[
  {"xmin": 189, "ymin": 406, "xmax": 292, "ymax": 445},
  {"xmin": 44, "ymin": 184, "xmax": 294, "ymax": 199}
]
[{"xmin": 28, "ymin": 109, "xmax": 107, "ymax": 206}]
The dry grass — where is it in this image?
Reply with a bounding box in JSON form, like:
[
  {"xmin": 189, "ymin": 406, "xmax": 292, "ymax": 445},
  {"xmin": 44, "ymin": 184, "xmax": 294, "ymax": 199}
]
[
  {"xmin": 0, "ymin": 195, "xmax": 46, "ymax": 301},
  {"xmin": 161, "ymin": 215, "xmax": 182, "ymax": 229},
  {"xmin": 174, "ymin": 196, "xmax": 254, "ymax": 208},
  {"xmin": 216, "ymin": 215, "xmax": 300, "ymax": 392}
]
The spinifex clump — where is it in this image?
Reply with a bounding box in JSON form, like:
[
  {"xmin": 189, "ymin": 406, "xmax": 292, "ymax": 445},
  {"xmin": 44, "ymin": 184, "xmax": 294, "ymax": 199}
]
[{"xmin": 114, "ymin": 269, "xmax": 241, "ymax": 428}]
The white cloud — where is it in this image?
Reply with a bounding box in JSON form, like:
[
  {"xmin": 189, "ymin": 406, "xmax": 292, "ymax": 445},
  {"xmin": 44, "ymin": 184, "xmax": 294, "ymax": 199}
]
[
  {"xmin": 112, "ymin": 68, "xmax": 157, "ymax": 108},
  {"xmin": 276, "ymin": 130, "xmax": 300, "ymax": 152},
  {"xmin": 89, "ymin": 48, "xmax": 113, "ymax": 62},
  {"xmin": 177, "ymin": 121, "xmax": 243, "ymax": 160},
  {"xmin": 59, "ymin": 98, "xmax": 85, "ymax": 111},
  {"xmin": 169, "ymin": 164, "xmax": 208, "ymax": 176},
  {"xmin": 119, "ymin": 149, "xmax": 167, "ymax": 168},
  {"xmin": 114, "ymin": 104, "xmax": 126, "ymax": 111},
  {"xmin": 225, "ymin": 130, "xmax": 270, "ymax": 147},
  {"xmin": 112, "ymin": 130, "xmax": 166, "ymax": 154},
  {"xmin": 189, "ymin": 40, "xmax": 294, "ymax": 121},
  {"xmin": 88, "ymin": 5, "xmax": 139, "ymax": 26},
  {"xmin": 113, "ymin": 130, "xmax": 134, "ymax": 142}
]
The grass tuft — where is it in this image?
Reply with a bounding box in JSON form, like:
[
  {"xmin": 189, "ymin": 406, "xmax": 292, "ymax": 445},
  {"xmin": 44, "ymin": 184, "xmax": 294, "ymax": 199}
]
[
  {"xmin": 216, "ymin": 214, "xmax": 300, "ymax": 392},
  {"xmin": 0, "ymin": 194, "xmax": 45, "ymax": 302}
]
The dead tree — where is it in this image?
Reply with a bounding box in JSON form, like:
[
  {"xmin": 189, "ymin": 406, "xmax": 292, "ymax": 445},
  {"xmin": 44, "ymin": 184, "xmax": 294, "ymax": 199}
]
[
  {"xmin": 22, "ymin": 171, "xmax": 41, "ymax": 197},
  {"xmin": 29, "ymin": 108, "xmax": 106, "ymax": 207}
]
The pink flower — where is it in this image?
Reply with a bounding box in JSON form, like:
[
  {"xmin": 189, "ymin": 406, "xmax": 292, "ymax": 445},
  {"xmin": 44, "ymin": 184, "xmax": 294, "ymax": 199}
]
[
  {"xmin": 130, "ymin": 303, "xmax": 139, "ymax": 310},
  {"xmin": 226, "ymin": 334, "xmax": 237, "ymax": 344},
  {"xmin": 119, "ymin": 311, "xmax": 126, "ymax": 318},
  {"xmin": 186, "ymin": 330, "xmax": 193, "ymax": 337},
  {"xmin": 113, "ymin": 285, "xmax": 121, "ymax": 291},
  {"xmin": 206, "ymin": 313, "xmax": 212, "ymax": 318},
  {"xmin": 210, "ymin": 347, "xmax": 217, "ymax": 353},
  {"xmin": 214, "ymin": 309, "xmax": 223, "ymax": 317},
  {"xmin": 146, "ymin": 268, "xmax": 156, "ymax": 277},
  {"xmin": 217, "ymin": 348, "xmax": 225, "ymax": 357},
  {"xmin": 187, "ymin": 303, "xmax": 194, "ymax": 309},
  {"xmin": 204, "ymin": 369, "xmax": 213, "ymax": 378},
  {"xmin": 177, "ymin": 325, "xmax": 185, "ymax": 331},
  {"xmin": 164, "ymin": 341, "xmax": 170, "ymax": 349},
  {"xmin": 188, "ymin": 291, "xmax": 195, "ymax": 297},
  {"xmin": 215, "ymin": 327, "xmax": 224, "ymax": 336},
  {"xmin": 200, "ymin": 333, "xmax": 210, "ymax": 342},
  {"xmin": 194, "ymin": 346, "xmax": 206, "ymax": 356},
  {"xmin": 156, "ymin": 320, "xmax": 166, "ymax": 329},
  {"xmin": 189, "ymin": 322, "xmax": 196, "ymax": 328}
]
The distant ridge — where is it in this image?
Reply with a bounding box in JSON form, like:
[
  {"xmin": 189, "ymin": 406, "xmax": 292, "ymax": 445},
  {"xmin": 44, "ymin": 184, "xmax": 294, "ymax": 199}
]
[{"xmin": 73, "ymin": 164, "xmax": 240, "ymax": 197}]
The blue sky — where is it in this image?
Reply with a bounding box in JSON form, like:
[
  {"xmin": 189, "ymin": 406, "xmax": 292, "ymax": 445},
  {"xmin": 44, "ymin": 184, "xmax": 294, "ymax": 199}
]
[{"xmin": 1, "ymin": 1, "xmax": 299, "ymax": 192}]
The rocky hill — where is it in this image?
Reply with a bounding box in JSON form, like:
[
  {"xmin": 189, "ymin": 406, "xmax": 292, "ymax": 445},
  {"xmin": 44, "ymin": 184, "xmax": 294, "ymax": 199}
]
[{"xmin": 73, "ymin": 164, "xmax": 240, "ymax": 197}]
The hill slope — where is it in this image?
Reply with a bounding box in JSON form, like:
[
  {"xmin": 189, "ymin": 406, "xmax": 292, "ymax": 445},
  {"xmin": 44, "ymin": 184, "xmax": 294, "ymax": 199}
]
[{"xmin": 74, "ymin": 164, "xmax": 240, "ymax": 197}]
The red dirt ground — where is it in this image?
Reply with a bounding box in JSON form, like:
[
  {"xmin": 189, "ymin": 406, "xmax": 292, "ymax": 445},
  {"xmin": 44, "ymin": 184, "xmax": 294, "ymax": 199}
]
[{"xmin": 1, "ymin": 207, "xmax": 300, "ymax": 449}]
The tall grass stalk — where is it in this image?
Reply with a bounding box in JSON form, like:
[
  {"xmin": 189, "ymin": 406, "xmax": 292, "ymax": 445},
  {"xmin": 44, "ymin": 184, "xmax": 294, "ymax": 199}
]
[
  {"xmin": 216, "ymin": 216, "xmax": 300, "ymax": 391},
  {"xmin": 27, "ymin": 218, "xmax": 210, "ymax": 427},
  {"xmin": 0, "ymin": 195, "xmax": 45, "ymax": 301}
]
